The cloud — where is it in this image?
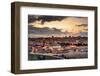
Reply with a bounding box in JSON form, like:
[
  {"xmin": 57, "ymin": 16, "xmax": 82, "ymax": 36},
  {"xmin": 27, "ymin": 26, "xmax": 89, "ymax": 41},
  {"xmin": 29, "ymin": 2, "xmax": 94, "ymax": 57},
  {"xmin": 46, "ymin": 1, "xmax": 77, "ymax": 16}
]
[
  {"xmin": 76, "ymin": 24, "xmax": 87, "ymax": 27},
  {"xmin": 28, "ymin": 15, "xmax": 88, "ymax": 37},
  {"xmin": 29, "ymin": 16, "xmax": 88, "ymax": 33},
  {"xmin": 28, "ymin": 25, "xmax": 69, "ymax": 38},
  {"xmin": 28, "ymin": 25, "xmax": 88, "ymax": 38},
  {"xmin": 73, "ymin": 32, "xmax": 88, "ymax": 37},
  {"xmin": 83, "ymin": 28, "xmax": 88, "ymax": 31},
  {"xmin": 28, "ymin": 25, "xmax": 67, "ymax": 35},
  {"xmin": 28, "ymin": 15, "xmax": 66, "ymax": 24}
]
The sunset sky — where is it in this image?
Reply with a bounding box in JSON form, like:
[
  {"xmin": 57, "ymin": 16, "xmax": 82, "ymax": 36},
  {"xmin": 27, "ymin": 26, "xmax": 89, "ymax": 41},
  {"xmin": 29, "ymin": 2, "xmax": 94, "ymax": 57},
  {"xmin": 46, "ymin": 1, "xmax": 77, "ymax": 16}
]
[{"xmin": 28, "ymin": 15, "xmax": 88, "ymax": 38}]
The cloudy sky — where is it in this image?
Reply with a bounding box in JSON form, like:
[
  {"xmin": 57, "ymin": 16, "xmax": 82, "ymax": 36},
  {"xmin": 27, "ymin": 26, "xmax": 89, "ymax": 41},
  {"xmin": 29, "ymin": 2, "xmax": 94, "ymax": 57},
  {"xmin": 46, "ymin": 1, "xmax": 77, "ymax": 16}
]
[{"xmin": 28, "ymin": 15, "xmax": 88, "ymax": 38}]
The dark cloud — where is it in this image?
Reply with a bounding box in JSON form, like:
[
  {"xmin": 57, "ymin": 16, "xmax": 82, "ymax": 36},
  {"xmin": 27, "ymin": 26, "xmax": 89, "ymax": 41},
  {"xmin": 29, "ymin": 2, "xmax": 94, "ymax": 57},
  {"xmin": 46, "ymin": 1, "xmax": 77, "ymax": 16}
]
[
  {"xmin": 74, "ymin": 17, "xmax": 87, "ymax": 19},
  {"xmin": 28, "ymin": 25, "xmax": 66, "ymax": 35},
  {"xmin": 73, "ymin": 32, "xmax": 87, "ymax": 37},
  {"xmin": 76, "ymin": 24, "xmax": 87, "ymax": 27},
  {"xmin": 83, "ymin": 28, "xmax": 88, "ymax": 31},
  {"xmin": 28, "ymin": 25, "xmax": 87, "ymax": 37},
  {"xmin": 28, "ymin": 15, "xmax": 66, "ymax": 24},
  {"xmin": 79, "ymin": 32, "xmax": 87, "ymax": 36}
]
